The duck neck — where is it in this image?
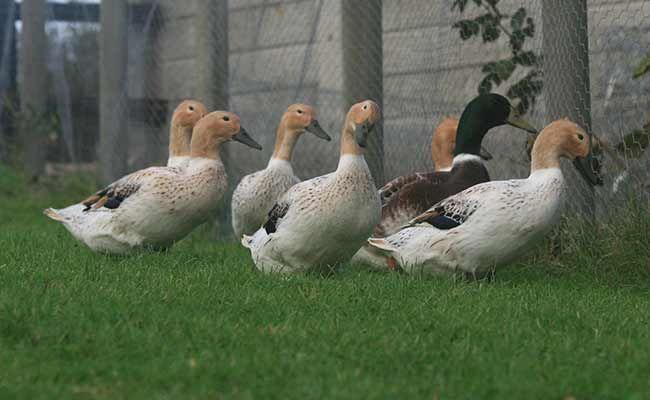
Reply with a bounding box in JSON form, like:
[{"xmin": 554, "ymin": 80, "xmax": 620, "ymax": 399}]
[
  {"xmin": 433, "ymin": 152, "xmax": 453, "ymax": 172},
  {"xmin": 340, "ymin": 116, "xmax": 364, "ymax": 157},
  {"xmin": 190, "ymin": 136, "xmax": 224, "ymax": 161},
  {"xmin": 272, "ymin": 119, "xmax": 303, "ymax": 161},
  {"xmin": 453, "ymin": 112, "xmax": 490, "ymax": 158},
  {"xmin": 530, "ymin": 131, "xmax": 562, "ymax": 173},
  {"xmin": 169, "ymin": 123, "xmax": 193, "ymax": 158}
]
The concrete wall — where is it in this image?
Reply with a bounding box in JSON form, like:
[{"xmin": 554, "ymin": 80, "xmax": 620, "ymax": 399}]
[{"xmin": 141, "ymin": 0, "xmax": 649, "ymax": 189}]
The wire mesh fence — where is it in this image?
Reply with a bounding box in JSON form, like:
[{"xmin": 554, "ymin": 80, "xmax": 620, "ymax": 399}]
[{"xmin": 0, "ymin": 0, "xmax": 649, "ymax": 235}]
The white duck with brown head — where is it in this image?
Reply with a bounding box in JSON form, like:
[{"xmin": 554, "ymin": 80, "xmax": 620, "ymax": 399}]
[
  {"xmin": 367, "ymin": 119, "xmax": 602, "ymax": 276},
  {"xmin": 44, "ymin": 111, "xmax": 262, "ymax": 254},
  {"xmin": 167, "ymin": 99, "xmax": 208, "ymax": 168},
  {"xmin": 242, "ymin": 100, "xmax": 382, "ymax": 274},
  {"xmin": 231, "ymin": 103, "xmax": 331, "ymax": 238}
]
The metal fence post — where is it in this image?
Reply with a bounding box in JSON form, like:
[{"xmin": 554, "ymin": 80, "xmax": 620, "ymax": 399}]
[
  {"xmin": 542, "ymin": 0, "xmax": 595, "ymax": 215},
  {"xmin": 19, "ymin": 0, "xmax": 47, "ymax": 180},
  {"xmin": 196, "ymin": 0, "xmax": 231, "ymax": 237},
  {"xmin": 342, "ymin": 0, "xmax": 384, "ymax": 186},
  {"xmin": 0, "ymin": 0, "xmax": 17, "ymax": 162},
  {"xmin": 99, "ymin": 0, "xmax": 129, "ymax": 184}
]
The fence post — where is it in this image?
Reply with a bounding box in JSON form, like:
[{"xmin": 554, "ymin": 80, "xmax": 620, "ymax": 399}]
[
  {"xmin": 341, "ymin": 0, "xmax": 384, "ymax": 185},
  {"xmin": 19, "ymin": 0, "xmax": 47, "ymax": 180},
  {"xmin": 0, "ymin": 0, "xmax": 17, "ymax": 162},
  {"xmin": 195, "ymin": 0, "xmax": 231, "ymax": 237},
  {"xmin": 99, "ymin": 0, "xmax": 129, "ymax": 184},
  {"xmin": 542, "ymin": 0, "xmax": 594, "ymax": 215}
]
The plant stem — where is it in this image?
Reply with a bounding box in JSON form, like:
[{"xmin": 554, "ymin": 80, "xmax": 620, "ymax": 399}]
[{"xmin": 480, "ymin": 2, "xmax": 514, "ymax": 40}]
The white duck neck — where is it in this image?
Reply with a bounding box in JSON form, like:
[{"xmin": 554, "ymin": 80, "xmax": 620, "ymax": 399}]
[
  {"xmin": 336, "ymin": 153, "xmax": 368, "ymax": 173},
  {"xmin": 267, "ymin": 157, "xmax": 294, "ymax": 171},
  {"xmin": 452, "ymin": 153, "xmax": 484, "ymax": 166}
]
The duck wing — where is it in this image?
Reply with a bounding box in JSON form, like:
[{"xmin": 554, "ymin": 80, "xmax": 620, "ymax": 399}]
[
  {"xmin": 81, "ymin": 166, "xmax": 180, "ymax": 211},
  {"xmin": 379, "ymin": 173, "xmax": 426, "ymax": 205},
  {"xmin": 262, "ymin": 173, "xmax": 331, "ymax": 234},
  {"xmin": 374, "ymin": 171, "xmax": 450, "ymax": 236},
  {"xmin": 407, "ymin": 180, "xmax": 518, "ymax": 230}
]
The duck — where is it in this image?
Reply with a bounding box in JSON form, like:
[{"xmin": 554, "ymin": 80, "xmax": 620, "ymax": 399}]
[
  {"xmin": 378, "ymin": 117, "xmax": 492, "ymax": 205},
  {"xmin": 352, "ymin": 93, "xmax": 538, "ymax": 269},
  {"xmin": 44, "ymin": 111, "xmax": 262, "ymax": 254},
  {"xmin": 366, "ymin": 118, "xmax": 603, "ymax": 277},
  {"xmin": 231, "ymin": 103, "xmax": 331, "ymax": 239},
  {"xmin": 242, "ymin": 100, "xmax": 382, "ymax": 274},
  {"xmin": 167, "ymin": 100, "xmax": 208, "ymax": 168}
]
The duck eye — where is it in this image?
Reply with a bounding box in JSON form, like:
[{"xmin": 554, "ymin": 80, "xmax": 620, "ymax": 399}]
[
  {"xmin": 188, "ymin": 106, "xmax": 194, "ymax": 111},
  {"xmin": 577, "ymin": 133, "xmax": 584, "ymax": 141},
  {"xmin": 362, "ymin": 105, "xmax": 368, "ymax": 110},
  {"xmin": 297, "ymin": 109, "xmax": 303, "ymax": 114},
  {"xmin": 223, "ymin": 116, "xmax": 230, "ymax": 122}
]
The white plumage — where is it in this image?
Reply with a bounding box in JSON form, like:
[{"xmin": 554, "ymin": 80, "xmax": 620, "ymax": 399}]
[
  {"xmin": 44, "ymin": 111, "xmax": 261, "ymax": 254},
  {"xmin": 231, "ymin": 104, "xmax": 330, "ymax": 238},
  {"xmin": 367, "ymin": 119, "xmax": 601, "ymax": 276},
  {"xmin": 242, "ymin": 100, "xmax": 382, "ymax": 273},
  {"xmin": 232, "ymin": 158, "xmax": 300, "ymax": 238}
]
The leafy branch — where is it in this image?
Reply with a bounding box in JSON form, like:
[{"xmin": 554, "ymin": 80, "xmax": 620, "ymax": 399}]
[
  {"xmin": 633, "ymin": 53, "xmax": 650, "ymax": 79},
  {"xmin": 451, "ymin": 0, "xmax": 542, "ymax": 115}
]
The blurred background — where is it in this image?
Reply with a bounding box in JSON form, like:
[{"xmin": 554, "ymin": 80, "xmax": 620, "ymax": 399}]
[{"xmin": 0, "ymin": 0, "xmax": 648, "ymax": 236}]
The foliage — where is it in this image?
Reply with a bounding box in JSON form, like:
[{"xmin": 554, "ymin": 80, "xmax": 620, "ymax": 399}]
[
  {"xmin": 451, "ymin": 0, "xmax": 542, "ymax": 115},
  {"xmin": 633, "ymin": 53, "xmax": 650, "ymax": 79}
]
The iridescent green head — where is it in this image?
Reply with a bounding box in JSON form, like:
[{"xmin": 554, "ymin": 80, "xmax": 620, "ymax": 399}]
[{"xmin": 454, "ymin": 93, "xmax": 537, "ymax": 157}]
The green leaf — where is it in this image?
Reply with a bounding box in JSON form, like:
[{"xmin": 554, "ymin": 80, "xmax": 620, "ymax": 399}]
[
  {"xmin": 633, "ymin": 53, "xmax": 650, "ymax": 78},
  {"xmin": 482, "ymin": 59, "xmax": 516, "ymax": 82},
  {"xmin": 476, "ymin": 14, "xmax": 501, "ymax": 42},
  {"xmin": 485, "ymin": 0, "xmax": 499, "ymax": 7},
  {"xmin": 506, "ymin": 71, "xmax": 543, "ymax": 114},
  {"xmin": 453, "ymin": 19, "xmax": 481, "ymax": 40},
  {"xmin": 513, "ymin": 51, "xmax": 538, "ymax": 66},
  {"xmin": 452, "ymin": 0, "xmax": 469, "ymax": 12},
  {"xmin": 511, "ymin": 7, "xmax": 526, "ymax": 30},
  {"xmin": 616, "ymin": 128, "xmax": 650, "ymax": 158},
  {"xmin": 523, "ymin": 17, "xmax": 535, "ymax": 37},
  {"xmin": 478, "ymin": 75, "xmax": 494, "ymax": 94},
  {"xmin": 510, "ymin": 31, "xmax": 525, "ymax": 52}
]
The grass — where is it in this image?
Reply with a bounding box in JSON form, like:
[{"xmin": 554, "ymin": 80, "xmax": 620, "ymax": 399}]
[{"xmin": 1, "ymin": 165, "xmax": 650, "ymax": 399}]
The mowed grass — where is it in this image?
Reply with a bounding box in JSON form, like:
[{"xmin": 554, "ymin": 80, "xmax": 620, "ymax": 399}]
[{"xmin": 1, "ymin": 165, "xmax": 649, "ymax": 399}]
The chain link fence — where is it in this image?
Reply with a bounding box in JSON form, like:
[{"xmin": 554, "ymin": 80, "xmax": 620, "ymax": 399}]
[{"xmin": 0, "ymin": 0, "xmax": 648, "ymax": 233}]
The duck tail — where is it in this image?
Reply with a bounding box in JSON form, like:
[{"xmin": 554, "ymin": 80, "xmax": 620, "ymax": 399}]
[
  {"xmin": 367, "ymin": 237, "xmax": 397, "ymax": 253},
  {"xmin": 241, "ymin": 234, "xmax": 253, "ymax": 249},
  {"xmin": 43, "ymin": 208, "xmax": 66, "ymax": 222}
]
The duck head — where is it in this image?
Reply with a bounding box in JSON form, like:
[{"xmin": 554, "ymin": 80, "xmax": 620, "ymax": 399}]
[
  {"xmin": 272, "ymin": 104, "xmax": 331, "ymax": 161},
  {"xmin": 454, "ymin": 93, "xmax": 537, "ymax": 157},
  {"xmin": 282, "ymin": 103, "xmax": 331, "ymax": 141},
  {"xmin": 531, "ymin": 119, "xmax": 603, "ymax": 186},
  {"xmin": 169, "ymin": 100, "xmax": 208, "ymax": 157},
  {"xmin": 346, "ymin": 100, "xmax": 381, "ymax": 150},
  {"xmin": 431, "ymin": 117, "xmax": 493, "ymax": 171},
  {"xmin": 190, "ymin": 111, "xmax": 262, "ymax": 159}
]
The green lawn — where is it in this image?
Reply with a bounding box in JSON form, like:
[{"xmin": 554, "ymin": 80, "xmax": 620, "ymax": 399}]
[{"xmin": 1, "ymin": 166, "xmax": 649, "ymax": 399}]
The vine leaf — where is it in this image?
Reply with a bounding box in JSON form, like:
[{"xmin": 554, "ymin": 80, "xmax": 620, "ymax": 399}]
[
  {"xmin": 451, "ymin": 0, "xmax": 542, "ymax": 115},
  {"xmin": 633, "ymin": 53, "xmax": 650, "ymax": 79}
]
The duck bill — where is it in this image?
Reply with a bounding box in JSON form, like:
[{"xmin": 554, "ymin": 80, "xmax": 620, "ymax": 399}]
[
  {"xmin": 479, "ymin": 146, "xmax": 493, "ymax": 161},
  {"xmin": 506, "ymin": 114, "xmax": 538, "ymax": 134},
  {"xmin": 305, "ymin": 119, "xmax": 331, "ymax": 141},
  {"xmin": 232, "ymin": 128, "xmax": 262, "ymax": 150},
  {"xmin": 573, "ymin": 155, "xmax": 603, "ymax": 186},
  {"xmin": 355, "ymin": 122, "xmax": 375, "ymax": 148}
]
